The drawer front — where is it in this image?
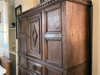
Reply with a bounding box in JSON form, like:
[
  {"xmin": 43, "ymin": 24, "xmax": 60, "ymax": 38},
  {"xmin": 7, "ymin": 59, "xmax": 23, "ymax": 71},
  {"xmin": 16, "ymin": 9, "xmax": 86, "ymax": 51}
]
[
  {"xmin": 45, "ymin": 64, "xmax": 67, "ymax": 75},
  {"xmin": 27, "ymin": 13, "xmax": 42, "ymax": 59},
  {"xmin": 18, "ymin": 67, "xmax": 27, "ymax": 75},
  {"xmin": 27, "ymin": 59, "xmax": 43, "ymax": 75},
  {"xmin": 19, "ymin": 55, "xmax": 27, "ymax": 69}
]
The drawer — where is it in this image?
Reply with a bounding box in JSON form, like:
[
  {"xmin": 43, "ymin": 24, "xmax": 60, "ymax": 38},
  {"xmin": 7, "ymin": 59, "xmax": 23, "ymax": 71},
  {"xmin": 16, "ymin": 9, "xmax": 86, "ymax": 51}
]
[
  {"xmin": 18, "ymin": 65, "xmax": 32, "ymax": 75},
  {"xmin": 18, "ymin": 66, "xmax": 27, "ymax": 75},
  {"xmin": 19, "ymin": 55, "xmax": 27, "ymax": 69},
  {"xmin": 27, "ymin": 59, "xmax": 43, "ymax": 75},
  {"xmin": 45, "ymin": 64, "xmax": 67, "ymax": 75}
]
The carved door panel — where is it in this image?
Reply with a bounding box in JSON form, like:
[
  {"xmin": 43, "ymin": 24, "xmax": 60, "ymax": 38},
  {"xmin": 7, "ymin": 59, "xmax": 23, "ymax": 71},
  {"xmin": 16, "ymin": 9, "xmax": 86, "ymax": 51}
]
[
  {"xmin": 27, "ymin": 14, "xmax": 42, "ymax": 59},
  {"xmin": 44, "ymin": 64, "xmax": 67, "ymax": 75},
  {"xmin": 42, "ymin": 3, "xmax": 67, "ymax": 68},
  {"xmin": 18, "ymin": 17, "xmax": 27, "ymax": 54}
]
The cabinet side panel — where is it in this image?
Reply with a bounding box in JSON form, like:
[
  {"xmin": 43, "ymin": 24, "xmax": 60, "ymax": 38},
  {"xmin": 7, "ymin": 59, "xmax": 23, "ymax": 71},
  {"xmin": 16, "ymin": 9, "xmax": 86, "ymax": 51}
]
[
  {"xmin": 66, "ymin": 1, "xmax": 90, "ymax": 69},
  {"xmin": 67, "ymin": 63, "xmax": 90, "ymax": 75}
]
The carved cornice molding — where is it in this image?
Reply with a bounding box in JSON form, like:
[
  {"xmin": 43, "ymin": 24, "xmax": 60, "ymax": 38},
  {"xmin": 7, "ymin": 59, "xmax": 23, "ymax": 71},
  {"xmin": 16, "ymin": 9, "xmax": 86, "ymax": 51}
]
[{"xmin": 17, "ymin": 0, "xmax": 92, "ymax": 18}]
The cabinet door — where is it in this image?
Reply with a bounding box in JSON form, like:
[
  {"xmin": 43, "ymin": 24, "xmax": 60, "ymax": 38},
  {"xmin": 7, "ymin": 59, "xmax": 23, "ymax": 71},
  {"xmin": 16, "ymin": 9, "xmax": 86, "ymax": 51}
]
[
  {"xmin": 44, "ymin": 64, "xmax": 67, "ymax": 75},
  {"xmin": 27, "ymin": 13, "xmax": 42, "ymax": 59},
  {"xmin": 42, "ymin": 3, "xmax": 67, "ymax": 68},
  {"xmin": 18, "ymin": 17, "xmax": 27, "ymax": 54}
]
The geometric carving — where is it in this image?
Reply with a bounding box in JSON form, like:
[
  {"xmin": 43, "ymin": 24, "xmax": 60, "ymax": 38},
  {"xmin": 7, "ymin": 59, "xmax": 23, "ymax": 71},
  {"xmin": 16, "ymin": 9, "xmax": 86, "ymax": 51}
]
[
  {"xmin": 27, "ymin": 13, "xmax": 42, "ymax": 59},
  {"xmin": 32, "ymin": 25, "xmax": 38, "ymax": 47}
]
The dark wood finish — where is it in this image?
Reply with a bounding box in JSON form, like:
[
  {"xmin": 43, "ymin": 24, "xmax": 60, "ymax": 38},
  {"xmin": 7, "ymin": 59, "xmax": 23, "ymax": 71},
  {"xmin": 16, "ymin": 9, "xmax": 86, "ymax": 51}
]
[
  {"xmin": 18, "ymin": 17, "xmax": 27, "ymax": 54},
  {"xmin": 42, "ymin": 3, "xmax": 63, "ymax": 67},
  {"xmin": 45, "ymin": 64, "xmax": 67, "ymax": 75},
  {"xmin": 27, "ymin": 13, "xmax": 42, "ymax": 59},
  {"xmin": 18, "ymin": 67, "xmax": 27, "ymax": 75},
  {"xmin": 27, "ymin": 59, "xmax": 43, "ymax": 75},
  {"xmin": 18, "ymin": 0, "xmax": 91, "ymax": 75},
  {"xmin": 18, "ymin": 65, "xmax": 33, "ymax": 75},
  {"xmin": 17, "ymin": 0, "xmax": 91, "ymax": 19},
  {"xmin": 19, "ymin": 54, "xmax": 27, "ymax": 69},
  {"xmin": 18, "ymin": 52, "xmax": 90, "ymax": 75}
]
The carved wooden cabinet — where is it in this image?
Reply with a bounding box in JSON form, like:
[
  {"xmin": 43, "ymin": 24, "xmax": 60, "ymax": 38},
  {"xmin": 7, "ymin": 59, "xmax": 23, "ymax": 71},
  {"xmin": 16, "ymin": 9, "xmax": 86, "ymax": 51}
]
[{"xmin": 18, "ymin": 0, "xmax": 92, "ymax": 75}]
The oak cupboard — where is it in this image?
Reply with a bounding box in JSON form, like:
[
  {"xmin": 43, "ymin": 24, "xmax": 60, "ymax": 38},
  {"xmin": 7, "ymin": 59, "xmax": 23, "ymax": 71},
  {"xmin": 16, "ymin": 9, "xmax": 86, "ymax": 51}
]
[{"xmin": 17, "ymin": 0, "xmax": 92, "ymax": 75}]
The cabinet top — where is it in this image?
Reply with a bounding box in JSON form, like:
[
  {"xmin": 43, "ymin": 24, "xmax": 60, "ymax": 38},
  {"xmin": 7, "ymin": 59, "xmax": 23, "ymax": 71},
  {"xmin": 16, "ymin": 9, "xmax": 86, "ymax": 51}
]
[{"xmin": 17, "ymin": 0, "xmax": 92, "ymax": 18}]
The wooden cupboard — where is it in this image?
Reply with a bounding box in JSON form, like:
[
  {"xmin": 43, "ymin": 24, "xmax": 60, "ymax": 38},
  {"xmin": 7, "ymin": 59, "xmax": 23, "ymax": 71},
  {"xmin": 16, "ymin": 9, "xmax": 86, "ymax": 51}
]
[{"xmin": 17, "ymin": 0, "xmax": 92, "ymax": 75}]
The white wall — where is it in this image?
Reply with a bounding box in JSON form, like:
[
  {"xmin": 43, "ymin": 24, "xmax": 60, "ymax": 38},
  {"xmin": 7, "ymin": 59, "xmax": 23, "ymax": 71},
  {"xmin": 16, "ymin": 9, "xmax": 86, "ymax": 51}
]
[
  {"xmin": 92, "ymin": 0, "xmax": 100, "ymax": 75},
  {"xmin": 23, "ymin": 0, "xmax": 34, "ymax": 12},
  {"xmin": 3, "ymin": 1, "xmax": 9, "ymax": 58},
  {"xmin": 0, "ymin": 1, "xmax": 4, "ymax": 47},
  {"xmin": 15, "ymin": 0, "xmax": 38, "ymax": 12}
]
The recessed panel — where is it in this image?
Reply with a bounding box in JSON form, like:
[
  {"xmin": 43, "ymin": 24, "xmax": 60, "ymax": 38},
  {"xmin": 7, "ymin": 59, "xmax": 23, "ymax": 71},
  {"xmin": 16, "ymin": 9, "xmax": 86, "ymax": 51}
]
[
  {"xmin": 18, "ymin": 37, "xmax": 26, "ymax": 54},
  {"xmin": 28, "ymin": 21, "xmax": 40, "ymax": 58},
  {"xmin": 47, "ymin": 40, "xmax": 62, "ymax": 65},
  {"xmin": 20, "ymin": 38, "xmax": 26, "ymax": 52},
  {"xmin": 20, "ymin": 19, "xmax": 25, "ymax": 34},
  {"xmin": 47, "ymin": 8, "xmax": 61, "ymax": 32},
  {"xmin": 29, "ymin": 22, "xmax": 39, "ymax": 52},
  {"xmin": 19, "ymin": 55, "xmax": 26, "ymax": 68}
]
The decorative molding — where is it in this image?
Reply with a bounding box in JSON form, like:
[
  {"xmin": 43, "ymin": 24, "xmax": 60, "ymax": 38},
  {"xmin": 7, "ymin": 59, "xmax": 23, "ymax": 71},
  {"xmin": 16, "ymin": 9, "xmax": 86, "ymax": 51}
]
[{"xmin": 17, "ymin": 0, "xmax": 92, "ymax": 18}]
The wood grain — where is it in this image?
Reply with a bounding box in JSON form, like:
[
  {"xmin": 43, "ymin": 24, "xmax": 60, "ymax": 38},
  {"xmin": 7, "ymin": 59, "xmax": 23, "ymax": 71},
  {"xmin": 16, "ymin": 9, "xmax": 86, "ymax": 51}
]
[
  {"xmin": 66, "ymin": 1, "xmax": 90, "ymax": 69},
  {"xmin": 17, "ymin": 0, "xmax": 91, "ymax": 75}
]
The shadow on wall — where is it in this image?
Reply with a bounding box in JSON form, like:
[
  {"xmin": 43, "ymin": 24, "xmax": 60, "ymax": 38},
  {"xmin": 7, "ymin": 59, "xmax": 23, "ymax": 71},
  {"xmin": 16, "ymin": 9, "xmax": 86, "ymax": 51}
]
[{"xmin": 90, "ymin": 4, "xmax": 93, "ymax": 75}]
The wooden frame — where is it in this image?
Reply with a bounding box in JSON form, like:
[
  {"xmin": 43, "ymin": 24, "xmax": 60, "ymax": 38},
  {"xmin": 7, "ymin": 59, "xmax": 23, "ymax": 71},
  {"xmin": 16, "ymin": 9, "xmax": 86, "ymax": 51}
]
[
  {"xmin": 15, "ymin": 5, "xmax": 22, "ymax": 39},
  {"xmin": 40, "ymin": 0, "xmax": 44, "ymax": 3}
]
